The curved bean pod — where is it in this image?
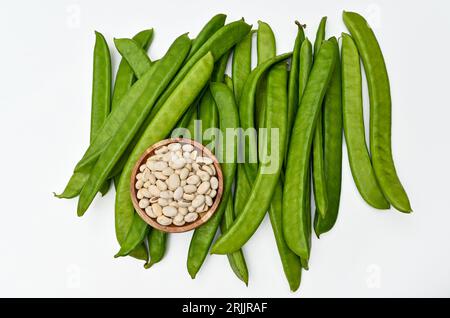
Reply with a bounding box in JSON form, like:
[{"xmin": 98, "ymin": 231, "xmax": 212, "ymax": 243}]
[
  {"xmin": 188, "ymin": 14, "xmax": 227, "ymax": 59},
  {"xmin": 211, "ymin": 62, "xmax": 288, "ymax": 254},
  {"xmin": 340, "ymin": 33, "xmax": 389, "ymax": 210},
  {"xmin": 232, "ymin": 30, "xmax": 253, "ymax": 101},
  {"xmin": 111, "ymin": 29, "xmax": 153, "ymax": 111},
  {"xmin": 312, "ymin": 16, "xmax": 329, "ymax": 219},
  {"xmin": 187, "ymin": 82, "xmax": 239, "ymax": 278},
  {"xmin": 115, "ymin": 52, "xmax": 214, "ymax": 252},
  {"xmin": 283, "ymin": 40, "xmax": 337, "ymax": 261},
  {"xmin": 221, "ymin": 199, "xmax": 249, "ymax": 285},
  {"xmin": 239, "ymin": 53, "xmax": 292, "ymax": 182},
  {"xmin": 115, "ymin": 213, "xmax": 149, "ymax": 257},
  {"xmin": 114, "ymin": 38, "xmax": 152, "ymax": 78},
  {"xmin": 343, "ymin": 11, "xmax": 411, "ymax": 212},
  {"xmin": 145, "ymin": 229, "xmax": 167, "ymax": 268},
  {"xmin": 269, "ymin": 180, "xmax": 302, "ymax": 291},
  {"xmin": 314, "ymin": 37, "xmax": 344, "ymax": 236}
]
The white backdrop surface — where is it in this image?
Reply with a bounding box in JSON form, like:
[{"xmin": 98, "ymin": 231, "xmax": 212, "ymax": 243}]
[{"xmin": 0, "ymin": 0, "xmax": 449, "ymax": 297}]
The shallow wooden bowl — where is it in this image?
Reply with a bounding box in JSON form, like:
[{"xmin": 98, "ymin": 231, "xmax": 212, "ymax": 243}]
[{"xmin": 130, "ymin": 138, "xmax": 223, "ymax": 233}]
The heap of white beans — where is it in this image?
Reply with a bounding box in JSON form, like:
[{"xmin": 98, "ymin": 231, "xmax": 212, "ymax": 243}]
[{"xmin": 135, "ymin": 142, "xmax": 219, "ymax": 226}]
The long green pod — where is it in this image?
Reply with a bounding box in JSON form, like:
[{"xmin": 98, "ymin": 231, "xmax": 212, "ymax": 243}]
[
  {"xmin": 115, "ymin": 214, "xmax": 149, "ymax": 257},
  {"xmin": 148, "ymin": 20, "xmax": 252, "ymax": 120},
  {"xmin": 283, "ymin": 40, "xmax": 337, "ymax": 261},
  {"xmin": 111, "ymin": 29, "xmax": 153, "ymax": 111},
  {"xmin": 255, "ymin": 21, "xmax": 276, "ymax": 166},
  {"xmin": 221, "ymin": 199, "xmax": 249, "ymax": 285},
  {"xmin": 239, "ymin": 53, "xmax": 292, "ymax": 182},
  {"xmin": 211, "ymin": 62, "xmax": 288, "ymax": 254},
  {"xmin": 114, "ymin": 38, "xmax": 152, "ymax": 78},
  {"xmin": 188, "ymin": 14, "xmax": 227, "ymax": 59},
  {"xmin": 232, "ymin": 31, "xmax": 253, "ymax": 101},
  {"xmin": 115, "ymin": 52, "xmax": 214, "ymax": 254},
  {"xmin": 314, "ymin": 37, "xmax": 343, "ymax": 236},
  {"xmin": 76, "ymin": 36, "xmax": 192, "ymax": 216},
  {"xmin": 340, "ymin": 37, "xmax": 389, "ymax": 209},
  {"xmin": 286, "ymin": 22, "xmax": 305, "ymax": 149},
  {"xmin": 343, "ymin": 11, "xmax": 411, "ymax": 212},
  {"xmin": 311, "ymin": 17, "xmax": 328, "ymax": 219},
  {"xmin": 187, "ymin": 82, "xmax": 239, "ymax": 278},
  {"xmin": 268, "ymin": 180, "xmax": 302, "ymax": 291},
  {"xmin": 299, "ymin": 39, "xmax": 313, "ymax": 99},
  {"xmin": 198, "ymin": 90, "xmax": 218, "ymax": 150},
  {"xmin": 90, "ymin": 32, "xmax": 112, "ymax": 196},
  {"xmin": 145, "ymin": 229, "xmax": 167, "ymax": 268},
  {"xmin": 255, "ymin": 21, "xmax": 276, "ymax": 130}
]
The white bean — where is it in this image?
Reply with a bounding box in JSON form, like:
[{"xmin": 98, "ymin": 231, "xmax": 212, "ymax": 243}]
[
  {"xmin": 158, "ymin": 198, "xmax": 169, "ymax": 206},
  {"xmin": 173, "ymin": 187, "xmax": 183, "ymax": 201},
  {"xmin": 179, "ymin": 167, "xmax": 190, "ymax": 180},
  {"xmin": 160, "ymin": 191, "xmax": 173, "ymax": 199},
  {"xmin": 197, "ymin": 181, "xmax": 210, "ymax": 194},
  {"xmin": 197, "ymin": 170, "xmax": 210, "ymax": 181},
  {"xmin": 156, "ymin": 180, "xmax": 168, "ymax": 191},
  {"xmin": 210, "ymin": 177, "xmax": 219, "ymax": 190},
  {"xmin": 178, "ymin": 207, "xmax": 188, "ymax": 215},
  {"xmin": 167, "ymin": 174, "xmax": 180, "ymax": 191},
  {"xmin": 184, "ymin": 212, "xmax": 198, "ymax": 223},
  {"xmin": 183, "ymin": 184, "xmax": 197, "ymax": 194},
  {"xmin": 182, "ymin": 144, "xmax": 194, "ymax": 152},
  {"xmin": 135, "ymin": 180, "xmax": 143, "ymax": 189},
  {"xmin": 162, "ymin": 206, "xmax": 177, "ymax": 217},
  {"xmin": 157, "ymin": 215, "xmax": 172, "ymax": 226},
  {"xmin": 186, "ymin": 175, "xmax": 200, "ymax": 185},
  {"xmin": 151, "ymin": 204, "xmax": 162, "ymax": 216},
  {"xmin": 148, "ymin": 185, "xmax": 160, "ymax": 197},
  {"xmin": 173, "ymin": 214, "xmax": 185, "ymax": 226},
  {"xmin": 209, "ymin": 189, "xmax": 217, "ymax": 198},
  {"xmin": 153, "ymin": 171, "xmax": 168, "ymax": 180},
  {"xmin": 154, "ymin": 145, "xmax": 168, "ymax": 155},
  {"xmin": 139, "ymin": 199, "xmax": 150, "ymax": 209},
  {"xmin": 192, "ymin": 195, "xmax": 205, "ymax": 208},
  {"xmin": 139, "ymin": 164, "xmax": 147, "ymax": 172},
  {"xmin": 178, "ymin": 200, "xmax": 190, "ymax": 208},
  {"xmin": 162, "ymin": 167, "xmax": 174, "ymax": 176},
  {"xmin": 183, "ymin": 193, "xmax": 195, "ymax": 201},
  {"xmin": 170, "ymin": 158, "xmax": 186, "ymax": 169},
  {"xmin": 145, "ymin": 206, "xmax": 156, "ymax": 218},
  {"xmin": 205, "ymin": 195, "xmax": 213, "ymax": 207},
  {"xmin": 168, "ymin": 143, "xmax": 181, "ymax": 151}
]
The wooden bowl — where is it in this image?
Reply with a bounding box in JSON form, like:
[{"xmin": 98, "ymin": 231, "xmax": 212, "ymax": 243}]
[{"xmin": 130, "ymin": 138, "xmax": 223, "ymax": 233}]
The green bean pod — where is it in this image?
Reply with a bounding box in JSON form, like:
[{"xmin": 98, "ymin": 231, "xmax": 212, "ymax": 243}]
[
  {"xmin": 115, "ymin": 213, "xmax": 149, "ymax": 257},
  {"xmin": 283, "ymin": 40, "xmax": 337, "ymax": 261},
  {"xmin": 145, "ymin": 229, "xmax": 167, "ymax": 268},
  {"xmin": 340, "ymin": 33, "xmax": 389, "ymax": 210},
  {"xmin": 148, "ymin": 20, "xmax": 252, "ymax": 120},
  {"xmin": 90, "ymin": 32, "xmax": 112, "ymax": 196},
  {"xmin": 286, "ymin": 21, "xmax": 305, "ymax": 148},
  {"xmin": 111, "ymin": 29, "xmax": 153, "ymax": 111},
  {"xmin": 188, "ymin": 14, "xmax": 227, "ymax": 59},
  {"xmin": 314, "ymin": 37, "xmax": 343, "ymax": 237},
  {"xmin": 255, "ymin": 21, "xmax": 276, "ymax": 130},
  {"xmin": 211, "ymin": 62, "xmax": 288, "ymax": 254},
  {"xmin": 255, "ymin": 21, "xmax": 276, "ymax": 164},
  {"xmin": 343, "ymin": 11, "xmax": 411, "ymax": 212},
  {"xmin": 187, "ymin": 82, "xmax": 239, "ymax": 278},
  {"xmin": 239, "ymin": 53, "xmax": 292, "ymax": 182},
  {"xmin": 232, "ymin": 30, "xmax": 253, "ymax": 101},
  {"xmin": 269, "ymin": 180, "xmax": 302, "ymax": 291},
  {"xmin": 198, "ymin": 90, "xmax": 218, "ymax": 150},
  {"xmin": 114, "ymin": 38, "xmax": 152, "ymax": 78},
  {"xmin": 298, "ymin": 39, "xmax": 313, "ymax": 100},
  {"xmin": 115, "ymin": 52, "xmax": 214, "ymax": 255},
  {"xmin": 311, "ymin": 17, "xmax": 329, "ymax": 219},
  {"xmin": 221, "ymin": 199, "xmax": 249, "ymax": 285},
  {"xmin": 224, "ymin": 75, "xmax": 233, "ymax": 90}
]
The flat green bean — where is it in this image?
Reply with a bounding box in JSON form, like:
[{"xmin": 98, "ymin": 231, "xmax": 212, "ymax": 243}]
[
  {"xmin": 343, "ymin": 11, "xmax": 411, "ymax": 212},
  {"xmin": 114, "ymin": 38, "xmax": 152, "ymax": 78},
  {"xmin": 115, "ymin": 213, "xmax": 149, "ymax": 257},
  {"xmin": 312, "ymin": 16, "xmax": 328, "ymax": 219},
  {"xmin": 283, "ymin": 40, "xmax": 337, "ymax": 261},
  {"xmin": 211, "ymin": 61, "xmax": 288, "ymax": 254},
  {"xmin": 232, "ymin": 31, "xmax": 253, "ymax": 101},
  {"xmin": 314, "ymin": 37, "xmax": 343, "ymax": 236},
  {"xmin": 188, "ymin": 14, "xmax": 227, "ymax": 59},
  {"xmin": 145, "ymin": 229, "xmax": 167, "ymax": 268},
  {"xmin": 340, "ymin": 33, "xmax": 389, "ymax": 209},
  {"xmin": 187, "ymin": 82, "xmax": 239, "ymax": 278}
]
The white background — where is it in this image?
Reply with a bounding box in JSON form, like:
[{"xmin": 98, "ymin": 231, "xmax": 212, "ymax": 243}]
[{"xmin": 0, "ymin": 0, "xmax": 449, "ymax": 297}]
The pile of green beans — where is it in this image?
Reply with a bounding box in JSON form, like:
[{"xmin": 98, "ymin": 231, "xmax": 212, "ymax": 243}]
[{"xmin": 56, "ymin": 11, "xmax": 411, "ymax": 292}]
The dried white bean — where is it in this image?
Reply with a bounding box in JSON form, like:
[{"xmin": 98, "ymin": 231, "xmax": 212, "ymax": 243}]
[
  {"xmin": 178, "ymin": 200, "xmax": 190, "ymax": 208},
  {"xmin": 160, "ymin": 191, "xmax": 173, "ymax": 199},
  {"xmin": 205, "ymin": 195, "xmax": 213, "ymax": 207},
  {"xmin": 139, "ymin": 199, "xmax": 150, "ymax": 209},
  {"xmin": 167, "ymin": 174, "xmax": 180, "ymax": 191},
  {"xmin": 188, "ymin": 206, "xmax": 195, "ymax": 212},
  {"xmin": 137, "ymin": 189, "xmax": 145, "ymax": 199},
  {"xmin": 210, "ymin": 177, "xmax": 218, "ymax": 190},
  {"xmin": 135, "ymin": 180, "xmax": 143, "ymax": 189},
  {"xmin": 154, "ymin": 146, "xmax": 168, "ymax": 154},
  {"xmin": 154, "ymin": 171, "xmax": 168, "ymax": 180},
  {"xmin": 183, "ymin": 193, "xmax": 195, "ymax": 201},
  {"xmin": 139, "ymin": 164, "xmax": 147, "ymax": 172},
  {"xmin": 179, "ymin": 168, "xmax": 189, "ymax": 180},
  {"xmin": 157, "ymin": 215, "xmax": 172, "ymax": 226},
  {"xmin": 156, "ymin": 180, "xmax": 168, "ymax": 191},
  {"xmin": 148, "ymin": 185, "xmax": 160, "ymax": 197},
  {"xmin": 182, "ymin": 144, "xmax": 194, "ymax": 152},
  {"xmin": 168, "ymin": 143, "xmax": 181, "ymax": 151},
  {"xmin": 158, "ymin": 198, "xmax": 169, "ymax": 207},
  {"xmin": 173, "ymin": 187, "xmax": 183, "ymax": 200},
  {"xmin": 173, "ymin": 214, "xmax": 185, "ymax": 226},
  {"xmin": 136, "ymin": 172, "xmax": 143, "ymax": 180},
  {"xmin": 170, "ymin": 158, "xmax": 186, "ymax": 169},
  {"xmin": 162, "ymin": 167, "xmax": 174, "ymax": 176},
  {"xmin": 183, "ymin": 184, "xmax": 197, "ymax": 194},
  {"xmin": 162, "ymin": 206, "xmax": 177, "ymax": 217},
  {"xmin": 145, "ymin": 206, "xmax": 156, "ymax": 218},
  {"xmin": 197, "ymin": 181, "xmax": 210, "ymax": 194},
  {"xmin": 196, "ymin": 203, "xmax": 205, "ymax": 212},
  {"xmin": 152, "ymin": 204, "xmax": 162, "ymax": 216},
  {"xmin": 209, "ymin": 189, "xmax": 217, "ymax": 198},
  {"xmin": 186, "ymin": 175, "xmax": 200, "ymax": 185},
  {"xmin": 178, "ymin": 207, "xmax": 188, "ymax": 215},
  {"xmin": 197, "ymin": 170, "xmax": 210, "ymax": 181},
  {"xmin": 185, "ymin": 212, "xmax": 198, "ymax": 223},
  {"xmin": 202, "ymin": 165, "xmax": 213, "ymax": 176},
  {"xmin": 192, "ymin": 195, "xmax": 205, "ymax": 208}
]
